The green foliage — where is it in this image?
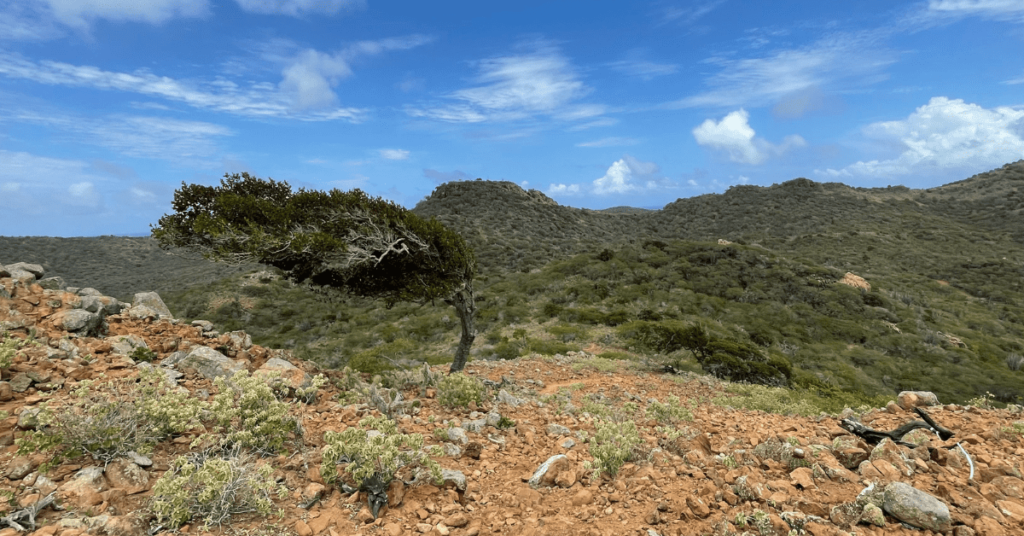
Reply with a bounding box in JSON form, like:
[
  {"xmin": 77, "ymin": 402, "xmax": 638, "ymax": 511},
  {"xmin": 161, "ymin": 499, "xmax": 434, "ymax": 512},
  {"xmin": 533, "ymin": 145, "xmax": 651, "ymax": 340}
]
[
  {"xmin": 320, "ymin": 416, "xmax": 441, "ymax": 489},
  {"xmin": 130, "ymin": 346, "xmax": 158, "ymax": 363},
  {"xmin": 16, "ymin": 371, "xmax": 196, "ymax": 468},
  {"xmin": 646, "ymin": 395, "xmax": 694, "ymax": 424},
  {"xmin": 149, "ymin": 449, "xmax": 287, "ymax": 530},
  {"xmin": 152, "ymin": 172, "xmax": 478, "ymax": 372},
  {"xmin": 204, "ymin": 370, "xmax": 300, "ymax": 455},
  {"xmin": 437, "ymin": 373, "xmax": 486, "ymax": 408},
  {"xmin": 0, "ymin": 331, "xmax": 33, "ymax": 369},
  {"xmin": 715, "ymin": 382, "xmax": 888, "ymax": 416},
  {"xmin": 584, "ymin": 420, "xmax": 642, "ymax": 479}
]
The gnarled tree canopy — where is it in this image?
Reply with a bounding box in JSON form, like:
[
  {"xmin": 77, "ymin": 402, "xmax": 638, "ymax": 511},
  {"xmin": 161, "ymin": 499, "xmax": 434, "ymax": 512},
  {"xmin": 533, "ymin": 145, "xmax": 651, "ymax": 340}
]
[{"xmin": 152, "ymin": 172, "xmax": 478, "ymax": 372}]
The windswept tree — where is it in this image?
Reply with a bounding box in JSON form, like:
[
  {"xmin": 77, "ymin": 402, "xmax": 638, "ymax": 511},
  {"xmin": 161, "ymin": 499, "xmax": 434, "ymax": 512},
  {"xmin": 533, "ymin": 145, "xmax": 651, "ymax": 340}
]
[{"xmin": 152, "ymin": 172, "xmax": 478, "ymax": 372}]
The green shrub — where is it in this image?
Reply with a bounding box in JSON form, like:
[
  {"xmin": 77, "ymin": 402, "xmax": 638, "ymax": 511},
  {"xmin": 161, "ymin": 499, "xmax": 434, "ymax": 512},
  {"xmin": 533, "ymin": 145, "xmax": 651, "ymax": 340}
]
[
  {"xmin": 584, "ymin": 420, "xmax": 642, "ymax": 479},
  {"xmin": 646, "ymin": 396, "xmax": 693, "ymax": 424},
  {"xmin": 150, "ymin": 449, "xmax": 287, "ymax": 530},
  {"xmin": 204, "ymin": 370, "xmax": 300, "ymax": 455},
  {"xmin": 1, "ymin": 331, "xmax": 33, "ymax": 369},
  {"xmin": 130, "ymin": 346, "xmax": 158, "ymax": 363},
  {"xmin": 16, "ymin": 372, "xmax": 184, "ymax": 468},
  {"xmin": 528, "ymin": 338, "xmax": 574, "ymax": 356},
  {"xmin": 320, "ymin": 416, "xmax": 441, "ymax": 488},
  {"xmin": 437, "ymin": 373, "xmax": 486, "ymax": 408}
]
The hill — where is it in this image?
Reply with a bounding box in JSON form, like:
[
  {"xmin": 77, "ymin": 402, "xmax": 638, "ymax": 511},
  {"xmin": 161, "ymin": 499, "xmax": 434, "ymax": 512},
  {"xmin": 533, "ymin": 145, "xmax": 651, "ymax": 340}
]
[{"xmin": 3, "ymin": 266, "xmax": 1024, "ymax": 536}]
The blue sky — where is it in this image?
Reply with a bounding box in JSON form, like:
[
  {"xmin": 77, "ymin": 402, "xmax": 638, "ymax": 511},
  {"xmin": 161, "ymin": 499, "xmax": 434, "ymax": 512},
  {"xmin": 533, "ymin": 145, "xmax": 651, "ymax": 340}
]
[{"xmin": 1, "ymin": 0, "xmax": 1023, "ymax": 236}]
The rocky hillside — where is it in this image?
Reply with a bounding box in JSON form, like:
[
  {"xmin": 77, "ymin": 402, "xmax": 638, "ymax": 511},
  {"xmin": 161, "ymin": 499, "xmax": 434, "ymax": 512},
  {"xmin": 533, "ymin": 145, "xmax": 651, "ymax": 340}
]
[{"xmin": 4, "ymin": 265, "xmax": 1024, "ymax": 536}]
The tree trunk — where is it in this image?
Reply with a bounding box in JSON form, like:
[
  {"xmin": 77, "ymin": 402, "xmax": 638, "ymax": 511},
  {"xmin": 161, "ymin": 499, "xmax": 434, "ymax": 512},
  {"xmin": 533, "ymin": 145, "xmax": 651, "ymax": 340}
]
[{"xmin": 446, "ymin": 284, "xmax": 476, "ymax": 373}]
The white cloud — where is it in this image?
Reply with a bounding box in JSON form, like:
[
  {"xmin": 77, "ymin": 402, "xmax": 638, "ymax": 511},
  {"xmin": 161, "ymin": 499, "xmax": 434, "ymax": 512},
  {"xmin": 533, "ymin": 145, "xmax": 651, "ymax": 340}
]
[
  {"xmin": 279, "ymin": 49, "xmax": 352, "ymax": 110},
  {"xmin": 547, "ymin": 183, "xmax": 580, "ymax": 194},
  {"xmin": 670, "ymin": 32, "xmax": 896, "ymax": 110},
  {"xmin": 609, "ymin": 60, "xmax": 678, "ymax": 80},
  {"xmin": 0, "ymin": 51, "xmax": 364, "ymax": 121},
  {"xmin": 67, "ymin": 181, "xmax": 101, "ymax": 207},
  {"xmin": 234, "ymin": 0, "xmax": 363, "ymax": 16},
  {"xmin": 1, "ymin": 182, "xmax": 21, "ymax": 192},
  {"xmin": 594, "ymin": 155, "xmax": 660, "ymax": 194},
  {"xmin": 1004, "ymin": 72, "xmax": 1024, "ymax": 85},
  {"xmin": 820, "ymin": 97, "xmax": 1024, "ymax": 178},
  {"xmin": 576, "ymin": 137, "xmax": 639, "ymax": 148},
  {"xmin": 659, "ymin": 0, "xmax": 726, "ymax": 25},
  {"xmin": 409, "ymin": 42, "xmax": 599, "ymax": 124},
  {"xmin": 566, "ymin": 118, "xmax": 618, "ymax": 131},
  {"xmin": 379, "ymin": 149, "xmax": 410, "ymax": 160},
  {"xmin": 926, "ymin": 0, "xmax": 1024, "ymax": 20},
  {"xmin": 42, "ymin": 0, "xmax": 209, "ymax": 30},
  {"xmin": 0, "ymin": 3, "xmax": 62, "ymax": 40},
  {"xmin": 8, "ymin": 110, "xmax": 232, "ymax": 163},
  {"xmin": 692, "ymin": 109, "xmax": 806, "ymax": 164}
]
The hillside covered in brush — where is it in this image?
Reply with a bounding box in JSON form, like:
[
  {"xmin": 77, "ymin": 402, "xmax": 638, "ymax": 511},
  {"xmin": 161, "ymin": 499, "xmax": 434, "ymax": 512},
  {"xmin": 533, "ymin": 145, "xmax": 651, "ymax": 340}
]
[{"xmin": 3, "ymin": 161, "xmax": 1024, "ymax": 405}]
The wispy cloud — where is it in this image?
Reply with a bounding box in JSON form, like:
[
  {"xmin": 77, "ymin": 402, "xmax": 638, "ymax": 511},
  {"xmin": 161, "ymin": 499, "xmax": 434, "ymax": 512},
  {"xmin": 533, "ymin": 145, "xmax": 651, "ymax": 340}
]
[
  {"xmin": 379, "ymin": 148, "xmax": 410, "ymax": 160},
  {"xmin": 0, "ymin": 51, "xmax": 363, "ymax": 121},
  {"xmin": 692, "ymin": 109, "xmax": 805, "ymax": 164},
  {"xmin": 925, "ymin": 0, "xmax": 1024, "ymax": 21},
  {"xmin": 41, "ymin": 0, "xmax": 209, "ymax": 31},
  {"xmin": 234, "ymin": 0, "xmax": 364, "ymax": 17},
  {"xmin": 1004, "ymin": 72, "xmax": 1024, "ymax": 85},
  {"xmin": 576, "ymin": 137, "xmax": 639, "ymax": 148},
  {"xmin": 8, "ymin": 110, "xmax": 232, "ymax": 163},
  {"xmin": 0, "ymin": 36, "xmax": 430, "ymax": 120},
  {"xmin": 668, "ymin": 32, "xmax": 897, "ymax": 110},
  {"xmin": 407, "ymin": 41, "xmax": 601, "ymax": 125},
  {"xmin": 566, "ymin": 118, "xmax": 618, "ymax": 131},
  {"xmin": 609, "ymin": 59, "xmax": 678, "ymax": 81},
  {"xmin": 658, "ymin": 0, "xmax": 726, "ymax": 25},
  {"xmin": 819, "ymin": 97, "xmax": 1024, "ymax": 178}
]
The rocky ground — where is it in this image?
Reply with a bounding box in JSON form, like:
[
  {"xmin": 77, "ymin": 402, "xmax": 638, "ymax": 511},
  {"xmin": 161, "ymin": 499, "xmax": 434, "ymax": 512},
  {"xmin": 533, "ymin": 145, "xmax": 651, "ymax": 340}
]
[{"xmin": 2, "ymin": 263, "xmax": 1024, "ymax": 536}]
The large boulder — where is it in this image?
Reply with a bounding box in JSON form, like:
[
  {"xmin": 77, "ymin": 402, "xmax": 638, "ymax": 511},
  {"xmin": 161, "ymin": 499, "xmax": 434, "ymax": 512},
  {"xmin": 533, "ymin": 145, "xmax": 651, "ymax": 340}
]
[
  {"xmin": 257, "ymin": 357, "xmax": 312, "ymax": 391},
  {"xmin": 176, "ymin": 346, "xmax": 244, "ymax": 380},
  {"xmin": 5, "ymin": 262, "xmax": 44, "ymax": 279},
  {"xmin": 131, "ymin": 292, "xmax": 173, "ymax": 320},
  {"xmin": 55, "ymin": 309, "xmax": 104, "ymax": 336},
  {"xmin": 882, "ymin": 482, "xmax": 951, "ymax": 532}
]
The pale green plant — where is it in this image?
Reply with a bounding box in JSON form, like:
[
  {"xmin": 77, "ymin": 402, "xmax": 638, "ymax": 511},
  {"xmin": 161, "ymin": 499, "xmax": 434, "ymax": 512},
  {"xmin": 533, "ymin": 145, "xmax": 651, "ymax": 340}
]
[
  {"xmin": 149, "ymin": 448, "xmax": 287, "ymax": 530},
  {"xmin": 202, "ymin": 370, "xmax": 300, "ymax": 455},
  {"xmin": 646, "ymin": 395, "xmax": 694, "ymax": 424},
  {"xmin": 437, "ymin": 372, "xmax": 485, "ymax": 409},
  {"xmin": 294, "ymin": 374, "xmax": 328, "ymax": 404},
  {"xmin": 967, "ymin": 391, "xmax": 996, "ymax": 409},
  {"xmin": 0, "ymin": 331, "xmax": 34, "ymax": 369},
  {"xmin": 583, "ymin": 419, "xmax": 641, "ymax": 480},
  {"xmin": 320, "ymin": 416, "xmax": 442, "ymax": 489},
  {"xmin": 751, "ymin": 510, "xmax": 771, "ymax": 534},
  {"xmin": 136, "ymin": 368, "xmax": 205, "ymax": 439},
  {"xmin": 16, "ymin": 375, "xmax": 166, "ymax": 468}
]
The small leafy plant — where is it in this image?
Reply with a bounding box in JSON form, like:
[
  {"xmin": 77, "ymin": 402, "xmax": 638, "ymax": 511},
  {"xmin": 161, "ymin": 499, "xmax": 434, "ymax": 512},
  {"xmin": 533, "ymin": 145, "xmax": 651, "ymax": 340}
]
[
  {"xmin": 149, "ymin": 448, "xmax": 287, "ymax": 530},
  {"xmin": 202, "ymin": 370, "xmax": 300, "ymax": 455},
  {"xmin": 646, "ymin": 395, "xmax": 694, "ymax": 424},
  {"xmin": 129, "ymin": 346, "xmax": 158, "ymax": 363},
  {"xmin": 437, "ymin": 372, "xmax": 486, "ymax": 408},
  {"xmin": 583, "ymin": 419, "xmax": 642, "ymax": 480},
  {"xmin": 320, "ymin": 416, "xmax": 442, "ymax": 489}
]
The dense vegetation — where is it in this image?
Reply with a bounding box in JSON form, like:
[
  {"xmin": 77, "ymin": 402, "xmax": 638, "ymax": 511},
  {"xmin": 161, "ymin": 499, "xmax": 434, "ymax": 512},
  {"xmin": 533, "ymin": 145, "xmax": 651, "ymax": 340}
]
[{"xmin": 5, "ymin": 160, "xmax": 1024, "ymax": 405}]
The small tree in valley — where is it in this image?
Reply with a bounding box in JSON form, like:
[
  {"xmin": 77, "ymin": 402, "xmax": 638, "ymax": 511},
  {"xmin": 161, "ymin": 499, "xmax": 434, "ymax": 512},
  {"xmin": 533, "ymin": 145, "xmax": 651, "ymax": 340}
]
[{"xmin": 152, "ymin": 173, "xmax": 478, "ymax": 372}]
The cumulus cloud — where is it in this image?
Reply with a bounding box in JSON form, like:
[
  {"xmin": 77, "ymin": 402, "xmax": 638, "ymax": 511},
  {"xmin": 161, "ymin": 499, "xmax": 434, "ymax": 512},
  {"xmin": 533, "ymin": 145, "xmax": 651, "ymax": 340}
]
[
  {"xmin": 547, "ymin": 183, "xmax": 581, "ymax": 194},
  {"xmin": 379, "ymin": 148, "xmax": 410, "ymax": 160},
  {"xmin": 43, "ymin": 0, "xmax": 209, "ymax": 30},
  {"xmin": 820, "ymin": 97, "xmax": 1024, "ymax": 178},
  {"xmin": 408, "ymin": 42, "xmax": 601, "ymax": 125},
  {"xmin": 594, "ymin": 155, "xmax": 660, "ymax": 194},
  {"xmin": 234, "ymin": 0, "xmax": 363, "ymax": 16},
  {"xmin": 692, "ymin": 109, "xmax": 806, "ymax": 164},
  {"xmin": 423, "ymin": 169, "xmax": 472, "ymax": 184},
  {"xmin": 279, "ymin": 49, "xmax": 352, "ymax": 110}
]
